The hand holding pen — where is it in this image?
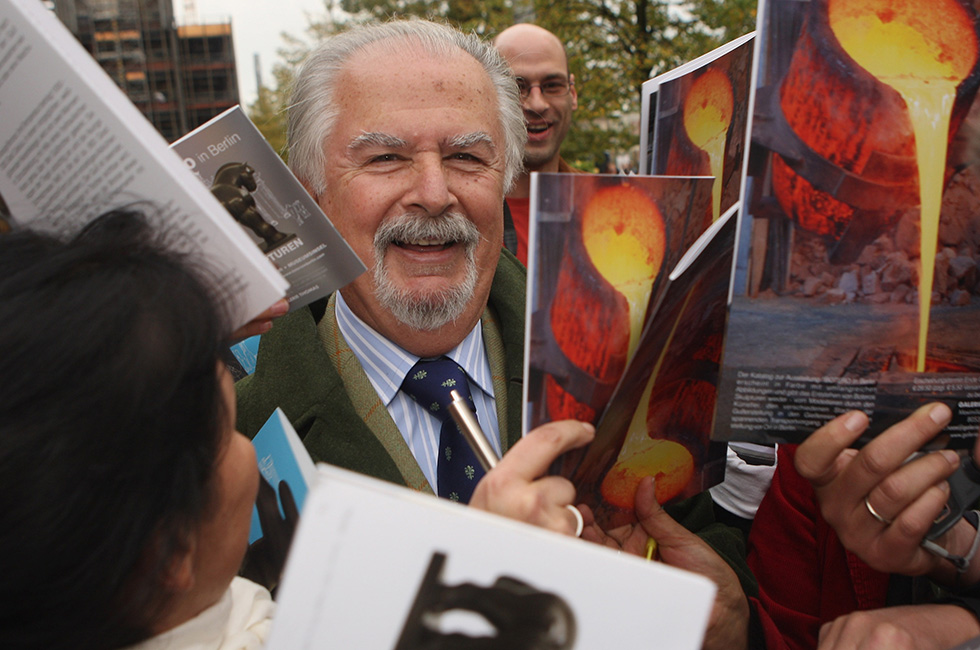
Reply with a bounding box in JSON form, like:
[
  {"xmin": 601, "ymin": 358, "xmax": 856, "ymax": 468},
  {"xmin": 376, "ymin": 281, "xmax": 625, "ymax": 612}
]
[{"xmin": 451, "ymin": 389, "xmax": 591, "ymax": 538}]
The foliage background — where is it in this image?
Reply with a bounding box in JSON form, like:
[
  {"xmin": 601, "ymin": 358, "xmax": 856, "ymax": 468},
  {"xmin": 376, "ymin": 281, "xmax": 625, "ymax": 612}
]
[{"xmin": 248, "ymin": 0, "xmax": 757, "ymax": 170}]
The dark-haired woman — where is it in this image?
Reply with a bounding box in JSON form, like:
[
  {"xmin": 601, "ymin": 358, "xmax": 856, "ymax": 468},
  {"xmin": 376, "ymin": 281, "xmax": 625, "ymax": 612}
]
[{"xmin": 0, "ymin": 211, "xmax": 273, "ymax": 650}]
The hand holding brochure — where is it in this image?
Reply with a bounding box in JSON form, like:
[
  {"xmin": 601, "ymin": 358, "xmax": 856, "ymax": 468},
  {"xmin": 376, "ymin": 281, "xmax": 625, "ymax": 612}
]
[
  {"xmin": 248, "ymin": 408, "xmax": 317, "ymax": 544},
  {"xmin": 0, "ymin": 0, "xmax": 287, "ymax": 327},
  {"xmin": 267, "ymin": 465, "xmax": 716, "ymax": 649},
  {"xmin": 240, "ymin": 408, "xmax": 316, "ymax": 593}
]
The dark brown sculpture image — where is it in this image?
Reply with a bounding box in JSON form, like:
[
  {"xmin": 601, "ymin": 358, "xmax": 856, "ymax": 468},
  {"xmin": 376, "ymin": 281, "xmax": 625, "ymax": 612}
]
[
  {"xmin": 395, "ymin": 552, "xmax": 577, "ymax": 650},
  {"xmin": 0, "ymin": 191, "xmax": 10, "ymax": 235},
  {"xmin": 210, "ymin": 162, "xmax": 294, "ymax": 252}
]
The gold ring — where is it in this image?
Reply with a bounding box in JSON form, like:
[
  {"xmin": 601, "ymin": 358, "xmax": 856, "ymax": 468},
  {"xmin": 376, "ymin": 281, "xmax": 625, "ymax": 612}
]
[{"xmin": 864, "ymin": 496, "xmax": 892, "ymax": 525}]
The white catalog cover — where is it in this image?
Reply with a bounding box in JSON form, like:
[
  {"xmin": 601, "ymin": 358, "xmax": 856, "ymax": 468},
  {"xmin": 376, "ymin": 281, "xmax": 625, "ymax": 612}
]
[{"xmin": 267, "ymin": 464, "xmax": 717, "ymax": 650}]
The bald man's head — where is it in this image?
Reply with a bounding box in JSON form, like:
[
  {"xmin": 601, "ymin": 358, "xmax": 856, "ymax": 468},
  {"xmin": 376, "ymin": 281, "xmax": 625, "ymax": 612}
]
[{"xmin": 495, "ymin": 24, "xmax": 577, "ymax": 174}]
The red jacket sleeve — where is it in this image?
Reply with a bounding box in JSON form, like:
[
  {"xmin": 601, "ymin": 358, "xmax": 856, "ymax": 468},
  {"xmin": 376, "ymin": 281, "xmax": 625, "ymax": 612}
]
[{"xmin": 747, "ymin": 445, "xmax": 889, "ymax": 650}]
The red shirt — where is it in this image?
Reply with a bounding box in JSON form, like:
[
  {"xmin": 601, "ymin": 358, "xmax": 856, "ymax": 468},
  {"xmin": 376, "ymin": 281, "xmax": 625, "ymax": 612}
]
[
  {"xmin": 505, "ymin": 197, "xmax": 530, "ymax": 265},
  {"xmin": 505, "ymin": 158, "xmax": 583, "ymax": 266},
  {"xmin": 748, "ymin": 445, "xmax": 890, "ymax": 650}
]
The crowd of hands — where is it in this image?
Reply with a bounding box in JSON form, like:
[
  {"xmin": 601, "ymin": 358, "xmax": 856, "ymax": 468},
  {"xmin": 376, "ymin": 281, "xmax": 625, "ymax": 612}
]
[
  {"xmin": 793, "ymin": 403, "xmax": 980, "ymax": 650},
  {"xmin": 242, "ymin": 304, "xmax": 980, "ymax": 650},
  {"xmin": 327, "ymin": 410, "xmax": 980, "ymax": 648},
  {"xmin": 470, "ymin": 402, "xmax": 980, "ymax": 650}
]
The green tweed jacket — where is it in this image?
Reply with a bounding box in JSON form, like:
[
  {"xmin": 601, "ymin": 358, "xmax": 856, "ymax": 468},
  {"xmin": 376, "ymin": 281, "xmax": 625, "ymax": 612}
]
[
  {"xmin": 236, "ymin": 248, "xmax": 527, "ymax": 492},
  {"xmin": 235, "ymin": 248, "xmax": 759, "ymax": 601}
]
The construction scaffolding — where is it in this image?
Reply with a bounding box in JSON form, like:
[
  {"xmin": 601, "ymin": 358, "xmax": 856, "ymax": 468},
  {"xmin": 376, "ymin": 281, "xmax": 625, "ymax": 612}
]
[{"xmin": 50, "ymin": 0, "xmax": 238, "ymax": 141}]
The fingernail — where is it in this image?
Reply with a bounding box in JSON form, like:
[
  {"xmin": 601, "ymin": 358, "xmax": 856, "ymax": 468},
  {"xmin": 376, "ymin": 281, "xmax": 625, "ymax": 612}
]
[
  {"xmin": 258, "ymin": 320, "xmax": 274, "ymax": 334},
  {"xmin": 646, "ymin": 476, "xmax": 661, "ymax": 506},
  {"xmin": 938, "ymin": 480, "xmax": 950, "ymax": 494},
  {"xmin": 930, "ymin": 403, "xmax": 952, "ymax": 425},
  {"xmin": 270, "ymin": 299, "xmax": 290, "ymax": 316},
  {"xmin": 843, "ymin": 411, "xmax": 866, "ymax": 433},
  {"xmin": 941, "ymin": 449, "xmax": 961, "ymax": 468}
]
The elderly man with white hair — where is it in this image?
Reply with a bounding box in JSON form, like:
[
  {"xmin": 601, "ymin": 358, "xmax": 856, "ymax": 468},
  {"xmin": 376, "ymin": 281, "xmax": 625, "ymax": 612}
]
[{"xmin": 237, "ymin": 20, "xmax": 770, "ymax": 650}]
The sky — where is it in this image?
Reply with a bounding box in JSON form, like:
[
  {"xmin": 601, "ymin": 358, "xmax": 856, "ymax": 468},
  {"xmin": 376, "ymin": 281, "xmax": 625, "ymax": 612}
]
[{"xmin": 175, "ymin": 0, "xmax": 329, "ymax": 106}]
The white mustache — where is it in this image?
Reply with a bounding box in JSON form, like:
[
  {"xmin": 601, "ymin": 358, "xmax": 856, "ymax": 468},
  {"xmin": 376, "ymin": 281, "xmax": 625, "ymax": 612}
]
[{"xmin": 373, "ymin": 212, "xmax": 481, "ymax": 252}]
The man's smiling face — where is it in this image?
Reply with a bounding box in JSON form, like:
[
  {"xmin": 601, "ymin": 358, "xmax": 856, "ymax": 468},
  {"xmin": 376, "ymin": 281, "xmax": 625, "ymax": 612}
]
[
  {"xmin": 312, "ymin": 42, "xmax": 506, "ymax": 355},
  {"xmin": 495, "ymin": 24, "xmax": 578, "ymax": 172}
]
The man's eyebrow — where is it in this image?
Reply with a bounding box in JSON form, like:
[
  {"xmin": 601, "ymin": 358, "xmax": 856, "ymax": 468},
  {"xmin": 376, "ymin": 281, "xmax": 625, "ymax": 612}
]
[
  {"xmin": 348, "ymin": 132, "xmax": 408, "ymax": 150},
  {"xmin": 517, "ymin": 73, "xmax": 569, "ymax": 82},
  {"xmin": 448, "ymin": 132, "xmax": 496, "ymax": 149}
]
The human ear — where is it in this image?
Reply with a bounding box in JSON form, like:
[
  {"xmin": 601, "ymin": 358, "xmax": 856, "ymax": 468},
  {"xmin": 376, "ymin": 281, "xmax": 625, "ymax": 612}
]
[{"xmin": 162, "ymin": 533, "xmax": 197, "ymax": 594}]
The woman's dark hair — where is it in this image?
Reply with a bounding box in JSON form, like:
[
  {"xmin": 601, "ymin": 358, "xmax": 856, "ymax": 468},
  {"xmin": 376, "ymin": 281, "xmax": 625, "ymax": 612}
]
[{"xmin": 0, "ymin": 211, "xmax": 234, "ymax": 649}]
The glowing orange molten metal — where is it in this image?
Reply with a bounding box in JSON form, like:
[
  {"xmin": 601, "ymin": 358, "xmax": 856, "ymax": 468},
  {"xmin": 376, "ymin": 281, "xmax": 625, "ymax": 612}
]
[
  {"xmin": 546, "ymin": 185, "xmax": 666, "ymax": 423},
  {"xmin": 829, "ymin": 0, "xmax": 977, "ymax": 371},
  {"xmin": 683, "ymin": 69, "xmax": 735, "ymax": 222},
  {"xmin": 601, "ymin": 439, "xmax": 695, "ymax": 509},
  {"xmin": 582, "ymin": 185, "xmax": 666, "ymax": 358}
]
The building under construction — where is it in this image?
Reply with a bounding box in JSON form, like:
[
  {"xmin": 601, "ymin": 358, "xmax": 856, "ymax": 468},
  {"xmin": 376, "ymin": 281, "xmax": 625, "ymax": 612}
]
[{"xmin": 50, "ymin": 0, "xmax": 239, "ymax": 142}]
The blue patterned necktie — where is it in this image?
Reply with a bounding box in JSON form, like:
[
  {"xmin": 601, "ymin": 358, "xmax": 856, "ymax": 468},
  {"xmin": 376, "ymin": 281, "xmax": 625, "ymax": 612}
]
[{"xmin": 400, "ymin": 356, "xmax": 487, "ymax": 504}]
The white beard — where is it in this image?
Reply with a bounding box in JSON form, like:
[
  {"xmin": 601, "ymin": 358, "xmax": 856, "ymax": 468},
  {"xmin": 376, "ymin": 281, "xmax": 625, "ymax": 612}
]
[{"xmin": 372, "ymin": 212, "xmax": 481, "ymax": 331}]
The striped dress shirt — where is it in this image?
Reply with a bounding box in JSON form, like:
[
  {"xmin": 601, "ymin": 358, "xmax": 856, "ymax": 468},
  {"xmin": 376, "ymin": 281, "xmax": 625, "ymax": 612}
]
[{"xmin": 334, "ymin": 292, "xmax": 502, "ymax": 493}]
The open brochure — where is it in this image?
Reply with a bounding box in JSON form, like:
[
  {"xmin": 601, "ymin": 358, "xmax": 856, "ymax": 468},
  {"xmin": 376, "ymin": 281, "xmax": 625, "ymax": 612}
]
[
  {"xmin": 266, "ymin": 464, "xmax": 716, "ymax": 649},
  {"xmin": 171, "ymin": 106, "xmax": 365, "ymax": 310},
  {"xmin": 0, "ymin": 0, "xmax": 287, "ymax": 326},
  {"xmin": 639, "ymin": 32, "xmax": 754, "ymax": 223},
  {"xmin": 524, "ymin": 172, "xmax": 728, "ymax": 525},
  {"xmin": 714, "ymin": 0, "xmax": 980, "ymax": 447},
  {"xmin": 581, "ymin": 208, "xmax": 736, "ymax": 528}
]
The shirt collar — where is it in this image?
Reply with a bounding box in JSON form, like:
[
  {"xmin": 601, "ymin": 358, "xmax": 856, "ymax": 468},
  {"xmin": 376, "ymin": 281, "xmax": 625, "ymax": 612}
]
[{"xmin": 334, "ymin": 292, "xmax": 495, "ymax": 406}]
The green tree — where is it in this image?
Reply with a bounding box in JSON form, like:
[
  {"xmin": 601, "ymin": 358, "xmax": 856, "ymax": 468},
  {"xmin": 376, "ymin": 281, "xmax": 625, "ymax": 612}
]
[
  {"xmin": 529, "ymin": 0, "xmax": 757, "ymax": 168},
  {"xmin": 253, "ymin": 0, "xmax": 757, "ymax": 169},
  {"xmin": 248, "ymin": 82, "xmax": 289, "ymax": 160},
  {"xmin": 339, "ymin": 0, "xmax": 515, "ymax": 35}
]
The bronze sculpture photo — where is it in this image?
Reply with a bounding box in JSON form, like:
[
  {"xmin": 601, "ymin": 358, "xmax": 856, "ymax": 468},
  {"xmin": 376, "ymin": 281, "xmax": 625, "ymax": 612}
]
[{"xmin": 211, "ymin": 162, "xmax": 295, "ymax": 252}]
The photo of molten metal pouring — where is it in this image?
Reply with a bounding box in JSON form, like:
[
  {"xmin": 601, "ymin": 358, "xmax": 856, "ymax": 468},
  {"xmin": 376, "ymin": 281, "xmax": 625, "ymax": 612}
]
[{"xmin": 725, "ymin": 0, "xmax": 980, "ymax": 381}]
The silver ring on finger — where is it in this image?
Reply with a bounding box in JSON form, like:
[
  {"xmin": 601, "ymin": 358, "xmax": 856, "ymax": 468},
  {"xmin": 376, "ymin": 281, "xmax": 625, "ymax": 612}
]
[
  {"xmin": 864, "ymin": 496, "xmax": 892, "ymax": 525},
  {"xmin": 566, "ymin": 504, "xmax": 584, "ymax": 537}
]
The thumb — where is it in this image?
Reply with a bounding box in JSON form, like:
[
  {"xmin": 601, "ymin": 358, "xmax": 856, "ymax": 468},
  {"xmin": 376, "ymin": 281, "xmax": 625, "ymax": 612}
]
[{"xmin": 634, "ymin": 476, "xmax": 688, "ymax": 546}]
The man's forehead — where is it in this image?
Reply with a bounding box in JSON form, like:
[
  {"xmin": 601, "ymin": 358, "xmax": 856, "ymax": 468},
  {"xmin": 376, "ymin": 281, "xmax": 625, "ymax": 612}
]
[
  {"xmin": 347, "ymin": 41, "xmax": 478, "ymax": 82},
  {"xmin": 340, "ymin": 46, "xmax": 494, "ymax": 101},
  {"xmin": 333, "ymin": 47, "xmax": 503, "ymax": 143}
]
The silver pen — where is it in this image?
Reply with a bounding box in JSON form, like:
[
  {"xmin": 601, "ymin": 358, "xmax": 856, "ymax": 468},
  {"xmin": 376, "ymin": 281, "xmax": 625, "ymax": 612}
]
[{"xmin": 447, "ymin": 389, "xmax": 499, "ymax": 471}]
